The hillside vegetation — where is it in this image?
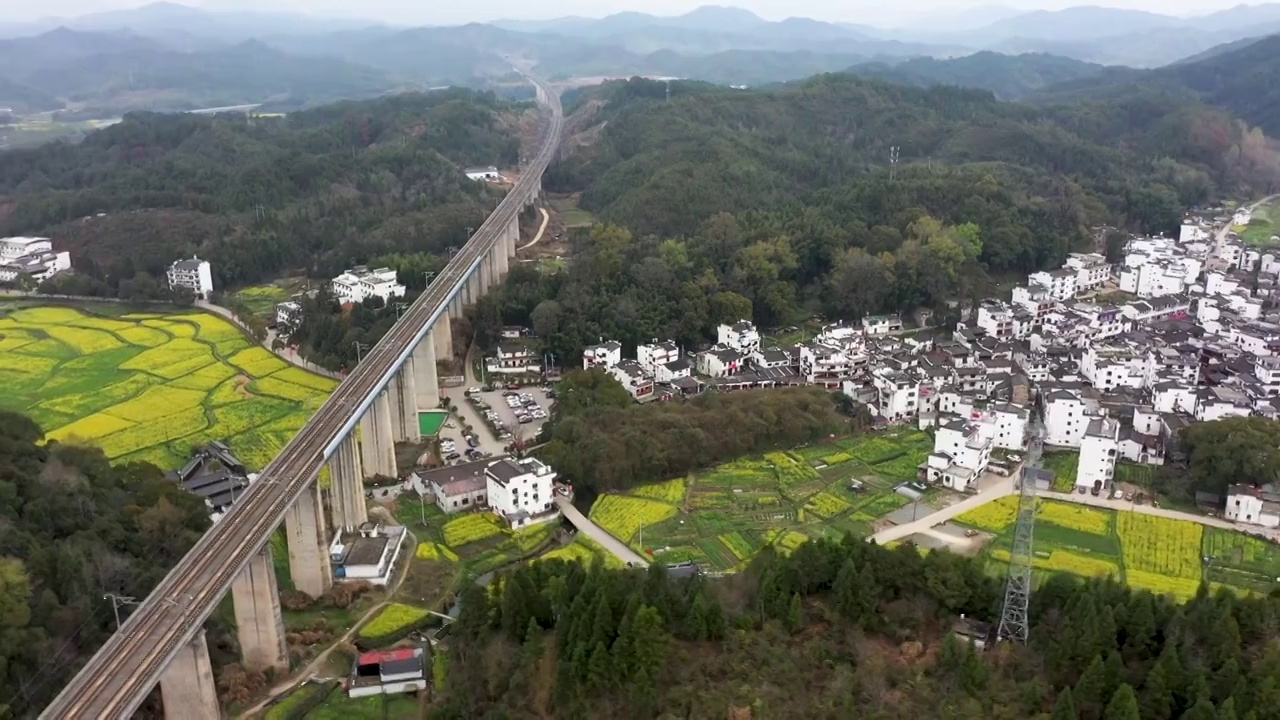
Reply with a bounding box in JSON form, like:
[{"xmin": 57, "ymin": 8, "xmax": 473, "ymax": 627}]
[
  {"xmin": 1034, "ymin": 34, "xmax": 1280, "ymax": 137},
  {"xmin": 0, "ymin": 89, "xmax": 525, "ymax": 288},
  {"xmin": 0, "ymin": 411, "xmax": 211, "ymax": 717},
  {"xmin": 434, "ymin": 529, "xmax": 1280, "ymax": 719},
  {"xmin": 849, "ymin": 51, "xmax": 1107, "ymax": 100},
  {"xmin": 553, "ymin": 76, "xmax": 1276, "ymax": 246}
]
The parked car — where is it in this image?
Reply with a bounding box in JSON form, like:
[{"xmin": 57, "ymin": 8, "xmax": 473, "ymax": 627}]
[
  {"xmin": 465, "ymin": 387, "xmax": 481, "ymax": 395},
  {"xmin": 465, "ymin": 435, "xmax": 480, "ymax": 448},
  {"xmin": 506, "ymin": 383, "xmax": 521, "ymax": 390},
  {"xmin": 445, "ymin": 452, "xmax": 461, "ymax": 461},
  {"xmin": 465, "ymin": 449, "xmax": 483, "ymax": 459}
]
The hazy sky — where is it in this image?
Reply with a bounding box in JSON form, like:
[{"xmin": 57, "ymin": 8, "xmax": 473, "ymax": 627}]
[{"xmin": 0, "ymin": 0, "xmax": 1250, "ymax": 25}]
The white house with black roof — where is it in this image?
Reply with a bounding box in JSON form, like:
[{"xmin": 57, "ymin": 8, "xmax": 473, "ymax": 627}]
[{"xmin": 484, "ymin": 457, "xmax": 559, "ymax": 529}]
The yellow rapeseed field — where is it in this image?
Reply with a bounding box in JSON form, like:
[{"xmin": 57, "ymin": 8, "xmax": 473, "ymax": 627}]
[
  {"xmin": 955, "ymin": 495, "xmax": 1020, "ymax": 533},
  {"xmin": 1117, "ymin": 512, "xmax": 1203, "ymax": 583},
  {"xmin": 1037, "ymin": 501, "xmax": 1112, "ymax": 535},
  {"xmin": 0, "ymin": 305, "xmax": 334, "ymax": 470},
  {"xmin": 589, "ymin": 494, "xmax": 678, "ymax": 544},
  {"xmin": 628, "ymin": 477, "xmax": 687, "ymax": 505},
  {"xmin": 442, "ymin": 513, "xmax": 505, "ymax": 547},
  {"xmin": 230, "ymin": 347, "xmax": 289, "ymax": 377}
]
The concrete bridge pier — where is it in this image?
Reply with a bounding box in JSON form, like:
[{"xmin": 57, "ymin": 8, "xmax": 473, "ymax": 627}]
[
  {"xmin": 374, "ymin": 390, "xmax": 397, "ymax": 476},
  {"xmin": 358, "ymin": 394, "xmax": 396, "ymax": 479},
  {"xmin": 433, "ymin": 315, "xmax": 452, "ymax": 362},
  {"xmin": 159, "ymin": 629, "xmax": 220, "ymax": 719},
  {"xmin": 285, "ymin": 482, "xmax": 332, "ymax": 598},
  {"xmin": 327, "ymin": 435, "xmax": 366, "ymax": 530},
  {"xmin": 448, "ymin": 296, "xmax": 463, "ymax": 322},
  {"xmin": 479, "ymin": 253, "xmax": 494, "ymax": 294},
  {"xmin": 230, "ymin": 547, "xmax": 287, "ymax": 672},
  {"xmin": 393, "ymin": 365, "xmax": 420, "ymax": 443},
  {"xmin": 497, "ymin": 239, "xmax": 510, "ymax": 278},
  {"xmin": 413, "ymin": 337, "xmax": 439, "ymax": 409},
  {"xmin": 505, "ymin": 216, "xmax": 519, "ymax": 257}
]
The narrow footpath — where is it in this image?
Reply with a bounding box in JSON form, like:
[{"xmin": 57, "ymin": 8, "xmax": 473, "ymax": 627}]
[{"xmin": 554, "ymin": 496, "xmax": 650, "ymax": 567}]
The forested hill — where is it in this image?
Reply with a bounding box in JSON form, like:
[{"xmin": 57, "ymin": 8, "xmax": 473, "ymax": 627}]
[
  {"xmin": 848, "ymin": 51, "xmax": 1108, "ymax": 100},
  {"xmin": 551, "ymin": 75, "xmax": 1278, "ymax": 266},
  {"xmin": 1034, "ymin": 33, "xmax": 1280, "ymax": 137},
  {"xmin": 0, "ymin": 412, "xmax": 211, "ymax": 716},
  {"xmin": 0, "ymin": 89, "xmax": 526, "ymax": 288}
]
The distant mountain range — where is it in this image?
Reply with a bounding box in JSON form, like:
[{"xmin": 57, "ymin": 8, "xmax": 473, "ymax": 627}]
[{"xmin": 4, "ymin": 2, "xmax": 1280, "ymax": 133}]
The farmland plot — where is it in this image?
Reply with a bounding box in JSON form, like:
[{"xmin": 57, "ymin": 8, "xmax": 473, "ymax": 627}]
[{"xmin": 0, "ymin": 304, "xmax": 335, "ymax": 470}]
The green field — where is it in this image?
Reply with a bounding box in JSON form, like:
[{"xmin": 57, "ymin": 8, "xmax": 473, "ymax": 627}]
[
  {"xmin": 1239, "ymin": 198, "xmax": 1280, "ymax": 246},
  {"xmin": 393, "ymin": 498, "xmax": 558, "ymax": 577},
  {"xmin": 955, "ymin": 497, "xmax": 1280, "ymax": 600},
  {"xmin": 269, "ymin": 683, "xmax": 419, "ymax": 720},
  {"xmin": 229, "ymin": 279, "xmax": 305, "ymax": 321},
  {"xmin": 0, "ymin": 304, "xmax": 336, "ymax": 470},
  {"xmin": 587, "ymin": 429, "xmax": 933, "ymax": 572},
  {"xmin": 417, "ymin": 411, "xmax": 448, "ymax": 436}
]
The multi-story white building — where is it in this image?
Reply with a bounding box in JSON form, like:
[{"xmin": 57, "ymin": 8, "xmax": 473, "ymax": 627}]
[
  {"xmin": 0, "ymin": 249, "xmax": 71, "ymax": 284},
  {"xmin": 486, "ymin": 345, "xmax": 541, "ymax": 375},
  {"xmin": 1028, "ymin": 268, "xmax": 1078, "ymax": 302},
  {"xmin": 583, "ymin": 340, "xmax": 623, "ymax": 370},
  {"xmin": 1076, "ymin": 417, "xmax": 1119, "ymax": 491},
  {"xmin": 862, "ymin": 314, "xmax": 903, "ymax": 335},
  {"xmin": 654, "ymin": 357, "xmax": 693, "ymax": 384},
  {"xmin": 1042, "ymin": 388, "xmax": 1102, "ymax": 448},
  {"xmin": 637, "ymin": 341, "xmax": 680, "ymax": 375},
  {"xmin": 922, "ymin": 419, "xmax": 992, "ymax": 492},
  {"xmin": 332, "ymin": 266, "xmax": 405, "ymax": 305},
  {"xmin": 0, "ymin": 236, "xmax": 53, "ymax": 259},
  {"xmin": 166, "ymin": 256, "xmax": 214, "ymax": 299},
  {"xmin": 484, "ymin": 457, "xmax": 558, "ymax": 529},
  {"xmin": 1064, "ymin": 253, "xmax": 1111, "ymax": 293},
  {"xmin": 717, "ymin": 320, "xmax": 760, "ymax": 354},
  {"xmin": 695, "ymin": 347, "xmax": 744, "ymax": 378},
  {"xmin": 871, "ymin": 367, "xmax": 920, "ymax": 421},
  {"xmin": 610, "ymin": 360, "xmax": 655, "ymax": 402},
  {"xmin": 464, "ymin": 166, "xmax": 501, "ymax": 181}
]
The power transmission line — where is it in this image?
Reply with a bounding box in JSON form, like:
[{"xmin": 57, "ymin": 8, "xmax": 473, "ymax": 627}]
[
  {"xmin": 997, "ymin": 414, "xmax": 1044, "ymax": 644},
  {"xmin": 889, "ymin": 146, "xmax": 900, "ymax": 182}
]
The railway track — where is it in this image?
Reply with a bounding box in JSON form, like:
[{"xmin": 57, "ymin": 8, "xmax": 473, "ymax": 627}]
[{"xmin": 41, "ymin": 73, "xmax": 563, "ymax": 719}]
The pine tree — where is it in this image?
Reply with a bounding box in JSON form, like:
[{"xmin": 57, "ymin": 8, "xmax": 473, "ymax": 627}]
[
  {"xmin": 586, "ymin": 640, "xmax": 611, "ymax": 692},
  {"xmin": 703, "ymin": 592, "xmax": 727, "ymax": 640},
  {"xmin": 959, "ymin": 641, "xmax": 989, "ymax": 695},
  {"xmin": 1213, "ymin": 657, "xmax": 1243, "ymax": 705},
  {"xmin": 940, "ymin": 633, "xmax": 963, "ymax": 674},
  {"xmin": 1180, "ymin": 696, "xmax": 1217, "ymax": 720},
  {"xmin": 1217, "ymin": 697, "xmax": 1238, "ymax": 720},
  {"xmin": 833, "ymin": 559, "xmax": 877, "ymax": 625},
  {"xmin": 786, "ymin": 592, "xmax": 802, "ymax": 633},
  {"xmin": 1104, "ymin": 650, "xmax": 1126, "ymax": 703},
  {"xmin": 1143, "ymin": 642, "xmax": 1184, "ymax": 720},
  {"xmin": 1076, "ymin": 654, "xmax": 1109, "ymax": 720},
  {"xmin": 1122, "ymin": 595, "xmax": 1156, "ymax": 661},
  {"xmin": 1053, "ymin": 687, "xmax": 1079, "ymax": 720},
  {"xmin": 1104, "ymin": 684, "xmax": 1142, "ymax": 720}
]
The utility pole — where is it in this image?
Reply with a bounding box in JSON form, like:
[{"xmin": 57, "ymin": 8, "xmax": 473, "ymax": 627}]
[
  {"xmin": 103, "ymin": 594, "xmax": 138, "ymax": 630},
  {"xmin": 393, "ymin": 302, "xmax": 408, "ymax": 320},
  {"xmin": 353, "ymin": 341, "xmax": 371, "ymax": 364},
  {"xmin": 423, "ymin": 271, "xmax": 436, "ymax": 289},
  {"xmin": 889, "ymin": 146, "xmax": 900, "ymax": 182}
]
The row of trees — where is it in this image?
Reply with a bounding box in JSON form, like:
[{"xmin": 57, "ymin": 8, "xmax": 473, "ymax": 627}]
[
  {"xmin": 536, "ymin": 370, "xmax": 847, "ymax": 494},
  {"xmin": 433, "ymin": 526, "xmax": 1280, "ymax": 718}
]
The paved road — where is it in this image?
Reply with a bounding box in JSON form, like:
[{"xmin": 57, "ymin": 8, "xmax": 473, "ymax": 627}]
[
  {"xmin": 554, "ymin": 496, "xmax": 649, "ymax": 566},
  {"xmin": 41, "ymin": 71, "xmax": 563, "ymax": 720},
  {"xmin": 871, "ymin": 477, "xmax": 1016, "ymax": 544},
  {"xmin": 870, "ymin": 480, "xmax": 1280, "ymax": 545}
]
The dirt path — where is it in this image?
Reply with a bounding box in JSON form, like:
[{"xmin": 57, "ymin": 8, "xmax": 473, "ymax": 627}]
[
  {"xmin": 241, "ymin": 530, "xmax": 418, "ymax": 718},
  {"xmin": 518, "ymin": 207, "xmax": 551, "ymax": 251}
]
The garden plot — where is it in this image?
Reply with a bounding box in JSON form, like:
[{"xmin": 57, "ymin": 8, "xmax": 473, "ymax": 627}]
[
  {"xmin": 0, "ymin": 304, "xmax": 336, "ymax": 470},
  {"xmin": 589, "ymin": 429, "xmax": 936, "ymax": 572},
  {"xmin": 956, "ymin": 495, "xmax": 1272, "ymax": 601}
]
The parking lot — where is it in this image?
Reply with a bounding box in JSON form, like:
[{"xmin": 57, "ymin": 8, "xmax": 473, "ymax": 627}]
[{"xmin": 439, "ymin": 383, "xmax": 554, "ymax": 463}]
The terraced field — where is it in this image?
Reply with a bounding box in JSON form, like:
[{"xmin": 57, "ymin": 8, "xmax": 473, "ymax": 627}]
[
  {"xmin": 955, "ymin": 497, "xmax": 1280, "ymax": 600},
  {"xmin": 585, "ymin": 428, "xmax": 933, "ymax": 572},
  {"xmin": 0, "ymin": 304, "xmax": 335, "ymax": 470}
]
